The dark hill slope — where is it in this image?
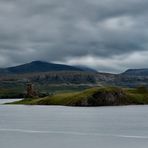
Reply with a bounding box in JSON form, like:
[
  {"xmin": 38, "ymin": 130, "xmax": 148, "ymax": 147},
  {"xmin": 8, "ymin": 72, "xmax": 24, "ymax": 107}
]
[
  {"xmin": 74, "ymin": 65, "xmax": 98, "ymax": 73},
  {"xmin": 122, "ymin": 69, "xmax": 148, "ymax": 76},
  {"xmin": 0, "ymin": 61, "xmax": 83, "ymax": 74}
]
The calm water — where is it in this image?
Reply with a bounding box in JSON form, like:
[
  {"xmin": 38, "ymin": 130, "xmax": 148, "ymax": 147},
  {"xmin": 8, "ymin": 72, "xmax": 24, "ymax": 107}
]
[{"xmin": 0, "ymin": 99, "xmax": 148, "ymax": 148}]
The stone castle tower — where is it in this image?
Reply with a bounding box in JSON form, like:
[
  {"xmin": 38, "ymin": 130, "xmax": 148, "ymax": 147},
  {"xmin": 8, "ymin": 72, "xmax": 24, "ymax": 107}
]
[{"xmin": 26, "ymin": 83, "xmax": 37, "ymax": 98}]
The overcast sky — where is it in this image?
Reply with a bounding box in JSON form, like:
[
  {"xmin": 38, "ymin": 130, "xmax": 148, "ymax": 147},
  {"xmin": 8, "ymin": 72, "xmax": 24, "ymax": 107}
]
[{"xmin": 0, "ymin": 0, "xmax": 148, "ymax": 73}]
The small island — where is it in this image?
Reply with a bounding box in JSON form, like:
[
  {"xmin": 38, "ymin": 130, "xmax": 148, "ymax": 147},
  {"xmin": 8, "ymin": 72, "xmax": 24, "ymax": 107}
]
[{"xmin": 8, "ymin": 86, "xmax": 148, "ymax": 106}]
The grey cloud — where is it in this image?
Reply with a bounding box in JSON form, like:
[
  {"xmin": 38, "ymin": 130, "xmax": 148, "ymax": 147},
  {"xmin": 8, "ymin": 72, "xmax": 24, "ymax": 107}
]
[{"xmin": 0, "ymin": 0, "xmax": 148, "ymax": 72}]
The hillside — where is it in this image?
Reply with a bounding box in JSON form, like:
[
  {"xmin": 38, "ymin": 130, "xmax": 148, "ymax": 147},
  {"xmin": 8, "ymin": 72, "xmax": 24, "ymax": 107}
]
[
  {"xmin": 122, "ymin": 69, "xmax": 148, "ymax": 76},
  {"xmin": 10, "ymin": 87, "xmax": 148, "ymax": 106},
  {"xmin": 74, "ymin": 65, "xmax": 98, "ymax": 72},
  {"xmin": 0, "ymin": 61, "xmax": 85, "ymax": 74}
]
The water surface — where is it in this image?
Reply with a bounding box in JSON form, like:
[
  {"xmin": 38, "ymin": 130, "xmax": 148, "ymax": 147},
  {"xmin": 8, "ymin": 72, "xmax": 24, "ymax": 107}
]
[{"xmin": 0, "ymin": 99, "xmax": 148, "ymax": 148}]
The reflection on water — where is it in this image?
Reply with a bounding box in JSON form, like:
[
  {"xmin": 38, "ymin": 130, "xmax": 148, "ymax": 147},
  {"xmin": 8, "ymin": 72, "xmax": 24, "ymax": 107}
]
[
  {"xmin": 0, "ymin": 101, "xmax": 148, "ymax": 148},
  {"xmin": 0, "ymin": 99, "xmax": 22, "ymax": 104}
]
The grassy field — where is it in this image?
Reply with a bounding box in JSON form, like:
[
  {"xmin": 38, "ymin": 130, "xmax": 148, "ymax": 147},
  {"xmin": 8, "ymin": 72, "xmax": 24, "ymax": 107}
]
[{"xmin": 9, "ymin": 86, "xmax": 148, "ymax": 106}]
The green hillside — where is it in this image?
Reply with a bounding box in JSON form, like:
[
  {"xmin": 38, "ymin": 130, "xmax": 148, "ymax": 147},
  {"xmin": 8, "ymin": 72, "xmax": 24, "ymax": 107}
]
[{"xmin": 9, "ymin": 87, "xmax": 148, "ymax": 106}]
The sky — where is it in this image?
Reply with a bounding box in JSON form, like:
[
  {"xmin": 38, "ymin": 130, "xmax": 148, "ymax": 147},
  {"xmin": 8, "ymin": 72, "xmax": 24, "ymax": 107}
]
[{"xmin": 0, "ymin": 0, "xmax": 148, "ymax": 73}]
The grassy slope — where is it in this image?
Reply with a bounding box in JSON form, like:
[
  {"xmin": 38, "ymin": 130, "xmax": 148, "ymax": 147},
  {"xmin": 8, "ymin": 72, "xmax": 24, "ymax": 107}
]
[
  {"xmin": 9, "ymin": 87, "xmax": 148, "ymax": 106},
  {"xmin": 10, "ymin": 87, "xmax": 98, "ymax": 105}
]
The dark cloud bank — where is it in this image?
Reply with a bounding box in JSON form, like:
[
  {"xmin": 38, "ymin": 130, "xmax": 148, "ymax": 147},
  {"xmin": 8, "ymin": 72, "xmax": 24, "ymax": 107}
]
[{"xmin": 0, "ymin": 0, "xmax": 148, "ymax": 73}]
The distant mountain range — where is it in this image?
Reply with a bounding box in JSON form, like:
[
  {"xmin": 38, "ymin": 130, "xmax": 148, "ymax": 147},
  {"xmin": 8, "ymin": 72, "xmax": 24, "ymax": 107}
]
[{"xmin": 1, "ymin": 61, "xmax": 148, "ymax": 88}]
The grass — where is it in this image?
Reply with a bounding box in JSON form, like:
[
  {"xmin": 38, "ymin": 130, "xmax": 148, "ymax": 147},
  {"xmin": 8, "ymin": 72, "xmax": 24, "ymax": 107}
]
[
  {"xmin": 0, "ymin": 84, "xmax": 92, "ymax": 99},
  {"xmin": 0, "ymin": 88, "xmax": 25, "ymax": 99},
  {"xmin": 8, "ymin": 86, "xmax": 148, "ymax": 106},
  {"xmin": 126, "ymin": 88, "xmax": 148, "ymax": 104}
]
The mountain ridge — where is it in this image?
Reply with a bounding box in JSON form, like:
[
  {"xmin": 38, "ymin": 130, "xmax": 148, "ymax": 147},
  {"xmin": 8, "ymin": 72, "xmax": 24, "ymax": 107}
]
[
  {"xmin": 1, "ymin": 60, "xmax": 148, "ymax": 76},
  {"xmin": 122, "ymin": 68, "xmax": 148, "ymax": 76},
  {"xmin": 1, "ymin": 61, "xmax": 148, "ymax": 89},
  {"xmin": 0, "ymin": 61, "xmax": 88, "ymax": 74}
]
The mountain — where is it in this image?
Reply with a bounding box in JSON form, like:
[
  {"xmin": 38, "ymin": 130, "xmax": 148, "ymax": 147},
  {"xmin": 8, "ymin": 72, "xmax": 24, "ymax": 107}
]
[
  {"xmin": 122, "ymin": 69, "xmax": 148, "ymax": 76},
  {"xmin": 2, "ymin": 61, "xmax": 148, "ymax": 91},
  {"xmin": 0, "ymin": 61, "xmax": 85, "ymax": 74},
  {"xmin": 74, "ymin": 65, "xmax": 98, "ymax": 73}
]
